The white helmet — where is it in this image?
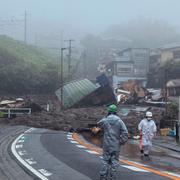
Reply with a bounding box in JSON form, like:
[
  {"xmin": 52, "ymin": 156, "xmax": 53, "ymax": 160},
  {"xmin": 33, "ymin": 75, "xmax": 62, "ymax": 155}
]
[{"xmin": 146, "ymin": 111, "xmax": 152, "ymax": 117}]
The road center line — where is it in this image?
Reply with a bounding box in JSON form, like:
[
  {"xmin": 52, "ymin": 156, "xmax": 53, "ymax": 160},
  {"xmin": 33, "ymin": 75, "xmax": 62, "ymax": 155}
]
[
  {"xmin": 72, "ymin": 133, "xmax": 180, "ymax": 180},
  {"xmin": 76, "ymin": 145, "xmax": 86, "ymax": 149},
  {"xmin": 121, "ymin": 165, "xmax": 150, "ymax": 172},
  {"xmin": 85, "ymin": 150, "xmax": 100, "ymax": 155}
]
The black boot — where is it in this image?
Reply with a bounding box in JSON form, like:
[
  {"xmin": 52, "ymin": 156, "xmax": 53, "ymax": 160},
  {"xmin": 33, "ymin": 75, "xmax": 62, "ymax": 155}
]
[
  {"xmin": 144, "ymin": 154, "xmax": 150, "ymax": 160},
  {"xmin": 100, "ymin": 176, "xmax": 107, "ymax": 180}
]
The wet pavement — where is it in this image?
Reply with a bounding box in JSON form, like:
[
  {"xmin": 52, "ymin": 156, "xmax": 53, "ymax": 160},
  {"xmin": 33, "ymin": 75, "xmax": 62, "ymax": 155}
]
[
  {"xmin": 13, "ymin": 128, "xmax": 170, "ymax": 180},
  {"xmin": 153, "ymin": 136, "xmax": 180, "ymax": 153},
  {"xmin": 81, "ymin": 132, "xmax": 180, "ymax": 174}
]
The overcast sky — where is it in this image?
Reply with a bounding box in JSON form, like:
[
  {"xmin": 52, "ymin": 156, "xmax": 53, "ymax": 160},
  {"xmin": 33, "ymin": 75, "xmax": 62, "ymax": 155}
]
[{"xmin": 0, "ymin": 0, "xmax": 180, "ymax": 42}]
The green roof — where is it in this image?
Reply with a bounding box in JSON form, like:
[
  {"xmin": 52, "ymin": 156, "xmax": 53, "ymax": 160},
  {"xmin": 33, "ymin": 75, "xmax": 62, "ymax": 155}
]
[{"xmin": 55, "ymin": 79, "xmax": 99, "ymax": 108}]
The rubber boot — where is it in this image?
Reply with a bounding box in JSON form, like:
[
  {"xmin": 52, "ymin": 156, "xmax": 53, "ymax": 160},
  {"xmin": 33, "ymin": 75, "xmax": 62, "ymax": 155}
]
[
  {"xmin": 100, "ymin": 176, "xmax": 107, "ymax": 180},
  {"xmin": 144, "ymin": 154, "xmax": 150, "ymax": 160}
]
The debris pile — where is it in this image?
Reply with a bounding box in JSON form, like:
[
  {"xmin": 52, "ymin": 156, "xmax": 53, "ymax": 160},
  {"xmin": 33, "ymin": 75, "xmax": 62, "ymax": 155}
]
[
  {"xmin": 2, "ymin": 107, "xmax": 106, "ymax": 131},
  {"xmin": 0, "ymin": 102, "xmax": 164, "ymax": 136},
  {"xmin": 0, "ymin": 98, "xmax": 25, "ymax": 108},
  {"xmin": 115, "ymin": 80, "xmax": 148, "ymax": 104},
  {"xmin": 115, "ymin": 80, "xmax": 166, "ymax": 106},
  {"xmin": 55, "ymin": 74, "xmax": 116, "ymax": 109}
]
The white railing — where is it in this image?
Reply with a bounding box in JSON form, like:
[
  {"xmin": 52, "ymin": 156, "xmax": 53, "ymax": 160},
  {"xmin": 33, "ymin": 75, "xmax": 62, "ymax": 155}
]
[{"xmin": 0, "ymin": 108, "xmax": 31, "ymax": 118}]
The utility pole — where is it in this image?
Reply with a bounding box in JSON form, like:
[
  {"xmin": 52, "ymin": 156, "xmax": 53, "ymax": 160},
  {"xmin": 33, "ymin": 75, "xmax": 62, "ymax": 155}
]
[
  {"xmin": 177, "ymin": 96, "xmax": 180, "ymax": 142},
  {"xmin": 24, "ymin": 10, "xmax": 27, "ymax": 43},
  {"xmin": 64, "ymin": 39, "xmax": 74, "ymax": 81},
  {"xmin": 60, "ymin": 47, "xmax": 67, "ymax": 110},
  {"xmin": 83, "ymin": 50, "xmax": 87, "ymax": 78},
  {"xmin": 164, "ymin": 68, "xmax": 168, "ymax": 117}
]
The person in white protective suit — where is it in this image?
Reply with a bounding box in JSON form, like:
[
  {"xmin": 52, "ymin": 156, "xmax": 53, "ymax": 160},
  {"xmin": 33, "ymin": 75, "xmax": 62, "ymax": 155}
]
[
  {"xmin": 97, "ymin": 104, "xmax": 128, "ymax": 180},
  {"xmin": 138, "ymin": 111, "xmax": 157, "ymax": 159}
]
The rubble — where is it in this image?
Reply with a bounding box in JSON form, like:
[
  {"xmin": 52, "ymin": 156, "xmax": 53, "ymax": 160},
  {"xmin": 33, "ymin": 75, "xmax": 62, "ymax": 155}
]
[
  {"xmin": 115, "ymin": 80, "xmax": 148, "ymax": 104},
  {"xmin": 1, "ymin": 107, "xmax": 106, "ymax": 131},
  {"xmin": 115, "ymin": 80, "xmax": 168, "ymax": 107},
  {"xmin": 121, "ymin": 80, "xmax": 147, "ymax": 98},
  {"xmin": 0, "ymin": 98, "xmax": 25, "ymax": 108},
  {"xmin": 0, "ymin": 92, "xmax": 165, "ymax": 136},
  {"xmin": 147, "ymin": 89, "xmax": 163, "ymax": 101},
  {"xmin": 0, "ymin": 102, "xmax": 164, "ymax": 136},
  {"xmin": 55, "ymin": 74, "xmax": 116, "ymax": 109}
]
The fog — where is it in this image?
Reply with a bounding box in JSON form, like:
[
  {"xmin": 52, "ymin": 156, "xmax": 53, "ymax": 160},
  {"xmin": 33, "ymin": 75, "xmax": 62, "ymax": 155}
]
[{"xmin": 0, "ymin": 0, "xmax": 180, "ymax": 45}]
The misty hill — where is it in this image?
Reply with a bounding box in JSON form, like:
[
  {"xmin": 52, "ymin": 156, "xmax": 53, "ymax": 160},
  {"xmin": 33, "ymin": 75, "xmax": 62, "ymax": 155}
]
[{"xmin": 0, "ymin": 35, "xmax": 58, "ymax": 94}]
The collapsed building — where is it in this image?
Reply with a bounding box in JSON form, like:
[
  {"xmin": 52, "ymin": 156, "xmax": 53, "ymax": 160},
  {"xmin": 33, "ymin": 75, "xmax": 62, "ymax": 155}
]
[{"xmin": 55, "ymin": 74, "xmax": 116, "ymax": 109}]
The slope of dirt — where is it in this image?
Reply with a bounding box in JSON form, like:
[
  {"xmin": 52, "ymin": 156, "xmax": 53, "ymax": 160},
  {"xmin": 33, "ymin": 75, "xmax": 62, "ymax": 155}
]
[
  {"xmin": 0, "ymin": 106, "xmax": 163, "ymax": 136},
  {"xmin": 0, "ymin": 107, "xmax": 105, "ymax": 131},
  {"xmin": 0, "ymin": 95, "xmax": 163, "ymax": 135}
]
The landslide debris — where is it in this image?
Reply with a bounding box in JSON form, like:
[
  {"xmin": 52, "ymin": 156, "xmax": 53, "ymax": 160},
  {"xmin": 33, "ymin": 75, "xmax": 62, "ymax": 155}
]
[
  {"xmin": 0, "ymin": 105, "xmax": 164, "ymax": 136},
  {"xmin": 0, "ymin": 94, "xmax": 164, "ymax": 135}
]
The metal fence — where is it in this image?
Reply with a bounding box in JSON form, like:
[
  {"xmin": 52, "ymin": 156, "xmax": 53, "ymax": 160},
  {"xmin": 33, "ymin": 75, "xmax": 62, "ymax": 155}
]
[{"xmin": 0, "ymin": 108, "xmax": 31, "ymax": 118}]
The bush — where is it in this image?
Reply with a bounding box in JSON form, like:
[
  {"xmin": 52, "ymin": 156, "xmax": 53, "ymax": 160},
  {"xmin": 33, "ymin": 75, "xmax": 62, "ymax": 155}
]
[{"xmin": 0, "ymin": 112, "xmax": 4, "ymax": 118}]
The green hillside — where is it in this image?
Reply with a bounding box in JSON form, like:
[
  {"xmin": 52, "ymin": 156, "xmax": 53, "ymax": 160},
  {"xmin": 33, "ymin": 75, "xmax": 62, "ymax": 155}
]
[{"xmin": 0, "ymin": 35, "xmax": 59, "ymax": 94}]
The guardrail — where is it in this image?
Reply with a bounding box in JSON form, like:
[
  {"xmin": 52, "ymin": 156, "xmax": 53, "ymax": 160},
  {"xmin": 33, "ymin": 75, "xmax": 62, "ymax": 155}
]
[{"xmin": 0, "ymin": 108, "xmax": 31, "ymax": 118}]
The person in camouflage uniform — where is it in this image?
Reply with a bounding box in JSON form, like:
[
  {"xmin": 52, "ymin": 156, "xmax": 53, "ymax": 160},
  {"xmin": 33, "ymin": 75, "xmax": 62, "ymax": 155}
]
[{"xmin": 97, "ymin": 104, "xmax": 128, "ymax": 180}]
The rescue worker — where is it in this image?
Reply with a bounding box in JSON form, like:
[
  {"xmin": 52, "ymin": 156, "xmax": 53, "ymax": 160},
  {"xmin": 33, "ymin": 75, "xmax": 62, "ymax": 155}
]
[
  {"xmin": 97, "ymin": 104, "xmax": 128, "ymax": 180},
  {"xmin": 138, "ymin": 111, "xmax": 157, "ymax": 159}
]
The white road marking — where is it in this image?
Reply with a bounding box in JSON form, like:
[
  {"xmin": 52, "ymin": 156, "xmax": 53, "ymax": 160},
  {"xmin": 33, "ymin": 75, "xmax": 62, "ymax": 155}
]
[
  {"xmin": 16, "ymin": 144, "xmax": 23, "ymax": 149},
  {"xmin": 18, "ymin": 140, "xmax": 25, "ymax": 143},
  {"xmin": 70, "ymin": 141, "xmax": 79, "ymax": 144},
  {"xmin": 38, "ymin": 169, "xmax": 52, "ymax": 177},
  {"xmin": 73, "ymin": 133, "xmax": 180, "ymax": 178},
  {"xmin": 162, "ymin": 171, "xmax": 180, "ymax": 178},
  {"xmin": 24, "ymin": 128, "xmax": 35, "ymax": 133},
  {"xmin": 85, "ymin": 150, "xmax": 99, "ymax": 155},
  {"xmin": 67, "ymin": 134, "xmax": 72, "ymax": 137},
  {"xmin": 128, "ymin": 160, "xmax": 150, "ymax": 167},
  {"xmin": 18, "ymin": 150, "xmax": 27, "ymax": 156},
  {"xmin": 76, "ymin": 145, "xmax": 86, "ymax": 149},
  {"xmin": 67, "ymin": 132, "xmax": 73, "ymax": 135},
  {"xmin": 11, "ymin": 131, "xmax": 49, "ymax": 180},
  {"xmin": 20, "ymin": 136, "xmax": 25, "ymax": 139},
  {"xmin": 25, "ymin": 158, "xmax": 37, "ymax": 165},
  {"xmin": 121, "ymin": 165, "xmax": 150, "ymax": 172},
  {"xmin": 67, "ymin": 137, "xmax": 74, "ymax": 140}
]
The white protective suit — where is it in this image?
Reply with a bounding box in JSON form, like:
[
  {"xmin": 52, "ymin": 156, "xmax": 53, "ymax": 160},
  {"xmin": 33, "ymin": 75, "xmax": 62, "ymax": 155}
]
[{"xmin": 138, "ymin": 118, "xmax": 157, "ymax": 155}]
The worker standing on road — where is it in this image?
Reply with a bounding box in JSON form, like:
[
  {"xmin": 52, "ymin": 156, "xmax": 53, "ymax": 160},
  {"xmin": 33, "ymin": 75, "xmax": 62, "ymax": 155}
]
[
  {"xmin": 138, "ymin": 111, "xmax": 157, "ymax": 159},
  {"xmin": 97, "ymin": 104, "xmax": 128, "ymax": 180}
]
